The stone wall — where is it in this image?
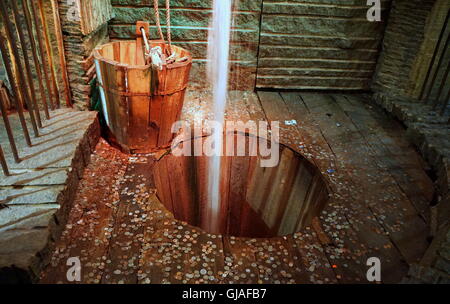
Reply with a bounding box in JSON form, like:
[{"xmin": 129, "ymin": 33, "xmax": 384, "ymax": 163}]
[
  {"xmin": 80, "ymin": 0, "xmax": 115, "ymax": 35},
  {"xmin": 372, "ymin": 0, "xmax": 441, "ymax": 98},
  {"xmin": 109, "ymin": 0, "xmax": 263, "ymax": 90},
  {"xmin": 42, "ymin": 1, "xmax": 68, "ymax": 105},
  {"xmin": 372, "ymin": 0, "xmax": 450, "ymax": 284},
  {"xmin": 407, "ymin": 0, "xmax": 450, "ymax": 101},
  {"xmin": 109, "ymin": 1, "xmax": 396, "ymax": 91},
  {"xmin": 377, "ymin": 95, "xmax": 450, "ymax": 283},
  {"xmin": 256, "ymin": 0, "xmax": 392, "ymax": 90},
  {"xmin": 58, "ymin": 0, "xmax": 113, "ymax": 109}
]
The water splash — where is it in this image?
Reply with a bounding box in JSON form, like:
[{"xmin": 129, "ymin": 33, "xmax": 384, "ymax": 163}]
[{"xmin": 206, "ymin": 0, "xmax": 233, "ymax": 233}]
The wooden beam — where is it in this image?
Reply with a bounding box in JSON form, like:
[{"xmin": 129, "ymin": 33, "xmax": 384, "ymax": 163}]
[
  {"xmin": 37, "ymin": 0, "xmax": 60, "ymax": 108},
  {"xmin": 0, "ymin": 91, "xmax": 20, "ymax": 163},
  {"xmin": 22, "ymin": 0, "xmax": 50, "ymax": 119},
  {"xmin": 11, "ymin": 0, "xmax": 42, "ymax": 127},
  {"xmin": 0, "ymin": 145, "xmax": 9, "ymax": 176},
  {"xmin": 28, "ymin": 0, "xmax": 55, "ymax": 111},
  {"xmin": 0, "ymin": 33, "xmax": 32, "ymax": 146},
  {"xmin": 0, "ymin": 0, "xmax": 39, "ymax": 137},
  {"xmin": 51, "ymin": 0, "xmax": 72, "ymax": 107}
]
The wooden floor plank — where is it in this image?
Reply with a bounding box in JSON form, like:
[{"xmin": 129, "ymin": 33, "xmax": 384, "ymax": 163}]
[
  {"xmin": 101, "ymin": 156, "xmax": 154, "ymax": 284},
  {"xmin": 278, "ymin": 92, "xmax": 376, "ymax": 282},
  {"xmin": 260, "ymin": 91, "xmax": 372, "ymax": 282},
  {"xmin": 331, "ymin": 94, "xmax": 431, "ymax": 263},
  {"xmin": 298, "ymin": 93, "xmax": 412, "ymax": 282},
  {"xmin": 40, "ymin": 92, "xmax": 434, "ymax": 284},
  {"xmin": 301, "ymin": 93, "xmax": 428, "ymax": 267},
  {"xmin": 339, "ymin": 94, "xmax": 433, "ymax": 220},
  {"xmin": 40, "ymin": 140, "xmax": 128, "ymax": 284},
  {"xmin": 292, "ymin": 228, "xmax": 338, "ymax": 284},
  {"xmin": 138, "ymin": 196, "xmax": 177, "ymax": 284},
  {"xmin": 221, "ymin": 236, "xmax": 260, "ymax": 284}
]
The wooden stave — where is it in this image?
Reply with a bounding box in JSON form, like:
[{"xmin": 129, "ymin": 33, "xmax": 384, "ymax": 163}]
[{"xmin": 94, "ymin": 41, "xmax": 192, "ymax": 153}]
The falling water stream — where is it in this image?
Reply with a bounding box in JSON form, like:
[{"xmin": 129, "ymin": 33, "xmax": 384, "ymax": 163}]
[{"xmin": 207, "ymin": 0, "xmax": 233, "ymax": 233}]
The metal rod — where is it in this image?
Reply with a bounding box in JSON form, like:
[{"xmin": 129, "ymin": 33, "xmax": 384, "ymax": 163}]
[
  {"xmin": 141, "ymin": 27, "xmax": 151, "ymax": 55},
  {"xmin": 423, "ymin": 33, "xmax": 450, "ymax": 103},
  {"xmin": 0, "ymin": 0, "xmax": 39, "ymax": 138},
  {"xmin": 420, "ymin": 11, "xmax": 449, "ymax": 101},
  {"xmin": 0, "ymin": 91, "xmax": 20, "ymax": 163},
  {"xmin": 22, "ymin": 0, "xmax": 51, "ymax": 120},
  {"xmin": 29, "ymin": 0, "xmax": 55, "ymax": 111},
  {"xmin": 37, "ymin": 0, "xmax": 60, "ymax": 109},
  {"xmin": 11, "ymin": 0, "xmax": 42, "ymax": 128},
  {"xmin": 0, "ymin": 145, "xmax": 10, "ymax": 176},
  {"xmin": 51, "ymin": 0, "xmax": 72, "ymax": 108},
  {"xmin": 0, "ymin": 19, "xmax": 32, "ymax": 147}
]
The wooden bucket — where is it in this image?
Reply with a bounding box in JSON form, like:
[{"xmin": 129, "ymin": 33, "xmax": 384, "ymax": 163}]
[{"xmin": 93, "ymin": 40, "xmax": 192, "ymax": 153}]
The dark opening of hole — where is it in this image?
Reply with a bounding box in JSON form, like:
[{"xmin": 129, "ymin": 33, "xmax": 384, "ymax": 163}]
[{"xmin": 153, "ymin": 133, "xmax": 330, "ymax": 238}]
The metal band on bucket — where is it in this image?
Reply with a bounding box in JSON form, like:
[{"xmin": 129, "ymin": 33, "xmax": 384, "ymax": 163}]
[{"xmin": 97, "ymin": 82, "xmax": 188, "ymax": 97}]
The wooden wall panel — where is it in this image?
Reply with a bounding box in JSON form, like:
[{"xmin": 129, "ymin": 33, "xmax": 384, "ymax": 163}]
[
  {"xmin": 109, "ymin": 0, "xmax": 263, "ymax": 90},
  {"xmin": 256, "ymin": 0, "xmax": 392, "ymax": 90},
  {"xmin": 80, "ymin": 0, "xmax": 114, "ymax": 35},
  {"xmin": 107, "ymin": 0, "xmax": 395, "ymax": 91}
]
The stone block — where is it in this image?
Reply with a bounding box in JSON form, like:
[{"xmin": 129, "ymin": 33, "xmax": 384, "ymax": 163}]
[{"xmin": 0, "ymin": 108, "xmax": 99, "ymax": 276}]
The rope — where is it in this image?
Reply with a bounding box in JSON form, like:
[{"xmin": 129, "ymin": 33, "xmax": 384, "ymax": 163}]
[
  {"xmin": 153, "ymin": 0, "xmax": 165, "ymax": 42},
  {"xmin": 166, "ymin": 0, "xmax": 172, "ymax": 55},
  {"xmin": 153, "ymin": 0, "xmax": 172, "ymax": 56}
]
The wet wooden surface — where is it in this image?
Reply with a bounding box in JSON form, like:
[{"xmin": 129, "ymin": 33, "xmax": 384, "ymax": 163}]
[{"xmin": 39, "ymin": 92, "xmax": 433, "ymax": 284}]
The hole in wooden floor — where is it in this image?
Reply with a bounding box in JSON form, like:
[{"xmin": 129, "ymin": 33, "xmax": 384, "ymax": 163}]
[{"xmin": 153, "ymin": 133, "xmax": 330, "ymax": 238}]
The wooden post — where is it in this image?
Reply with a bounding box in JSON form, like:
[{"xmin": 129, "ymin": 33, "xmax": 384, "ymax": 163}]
[
  {"xmin": 0, "ymin": 92, "xmax": 20, "ymax": 163},
  {"xmin": 433, "ymin": 61, "xmax": 450, "ymax": 110},
  {"xmin": 0, "ymin": 145, "xmax": 9, "ymax": 176},
  {"xmin": 423, "ymin": 34, "xmax": 449, "ymax": 103},
  {"xmin": 0, "ymin": 34, "xmax": 32, "ymax": 146},
  {"xmin": 37, "ymin": 0, "xmax": 60, "ymax": 108},
  {"xmin": 11, "ymin": 0, "xmax": 43, "ymax": 128},
  {"xmin": 29, "ymin": 0, "xmax": 56, "ymax": 110},
  {"xmin": 0, "ymin": 82, "xmax": 10, "ymax": 110},
  {"xmin": 51, "ymin": 0, "xmax": 72, "ymax": 107},
  {"xmin": 11, "ymin": 1, "xmax": 42, "ymax": 128},
  {"xmin": 0, "ymin": 0, "xmax": 39, "ymax": 138},
  {"xmin": 22, "ymin": 0, "xmax": 51, "ymax": 119}
]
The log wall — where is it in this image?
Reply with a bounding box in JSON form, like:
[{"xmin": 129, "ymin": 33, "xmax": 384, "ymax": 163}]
[
  {"xmin": 58, "ymin": 0, "xmax": 113, "ymax": 109},
  {"xmin": 109, "ymin": 0, "xmax": 394, "ymax": 91},
  {"xmin": 257, "ymin": 0, "xmax": 392, "ymax": 90},
  {"xmin": 109, "ymin": 0, "xmax": 263, "ymax": 91},
  {"xmin": 80, "ymin": 0, "xmax": 114, "ymax": 35},
  {"xmin": 372, "ymin": 0, "xmax": 449, "ymax": 99}
]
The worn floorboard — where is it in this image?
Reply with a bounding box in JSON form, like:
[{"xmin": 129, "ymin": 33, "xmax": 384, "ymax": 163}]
[{"xmin": 39, "ymin": 92, "xmax": 433, "ymax": 284}]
